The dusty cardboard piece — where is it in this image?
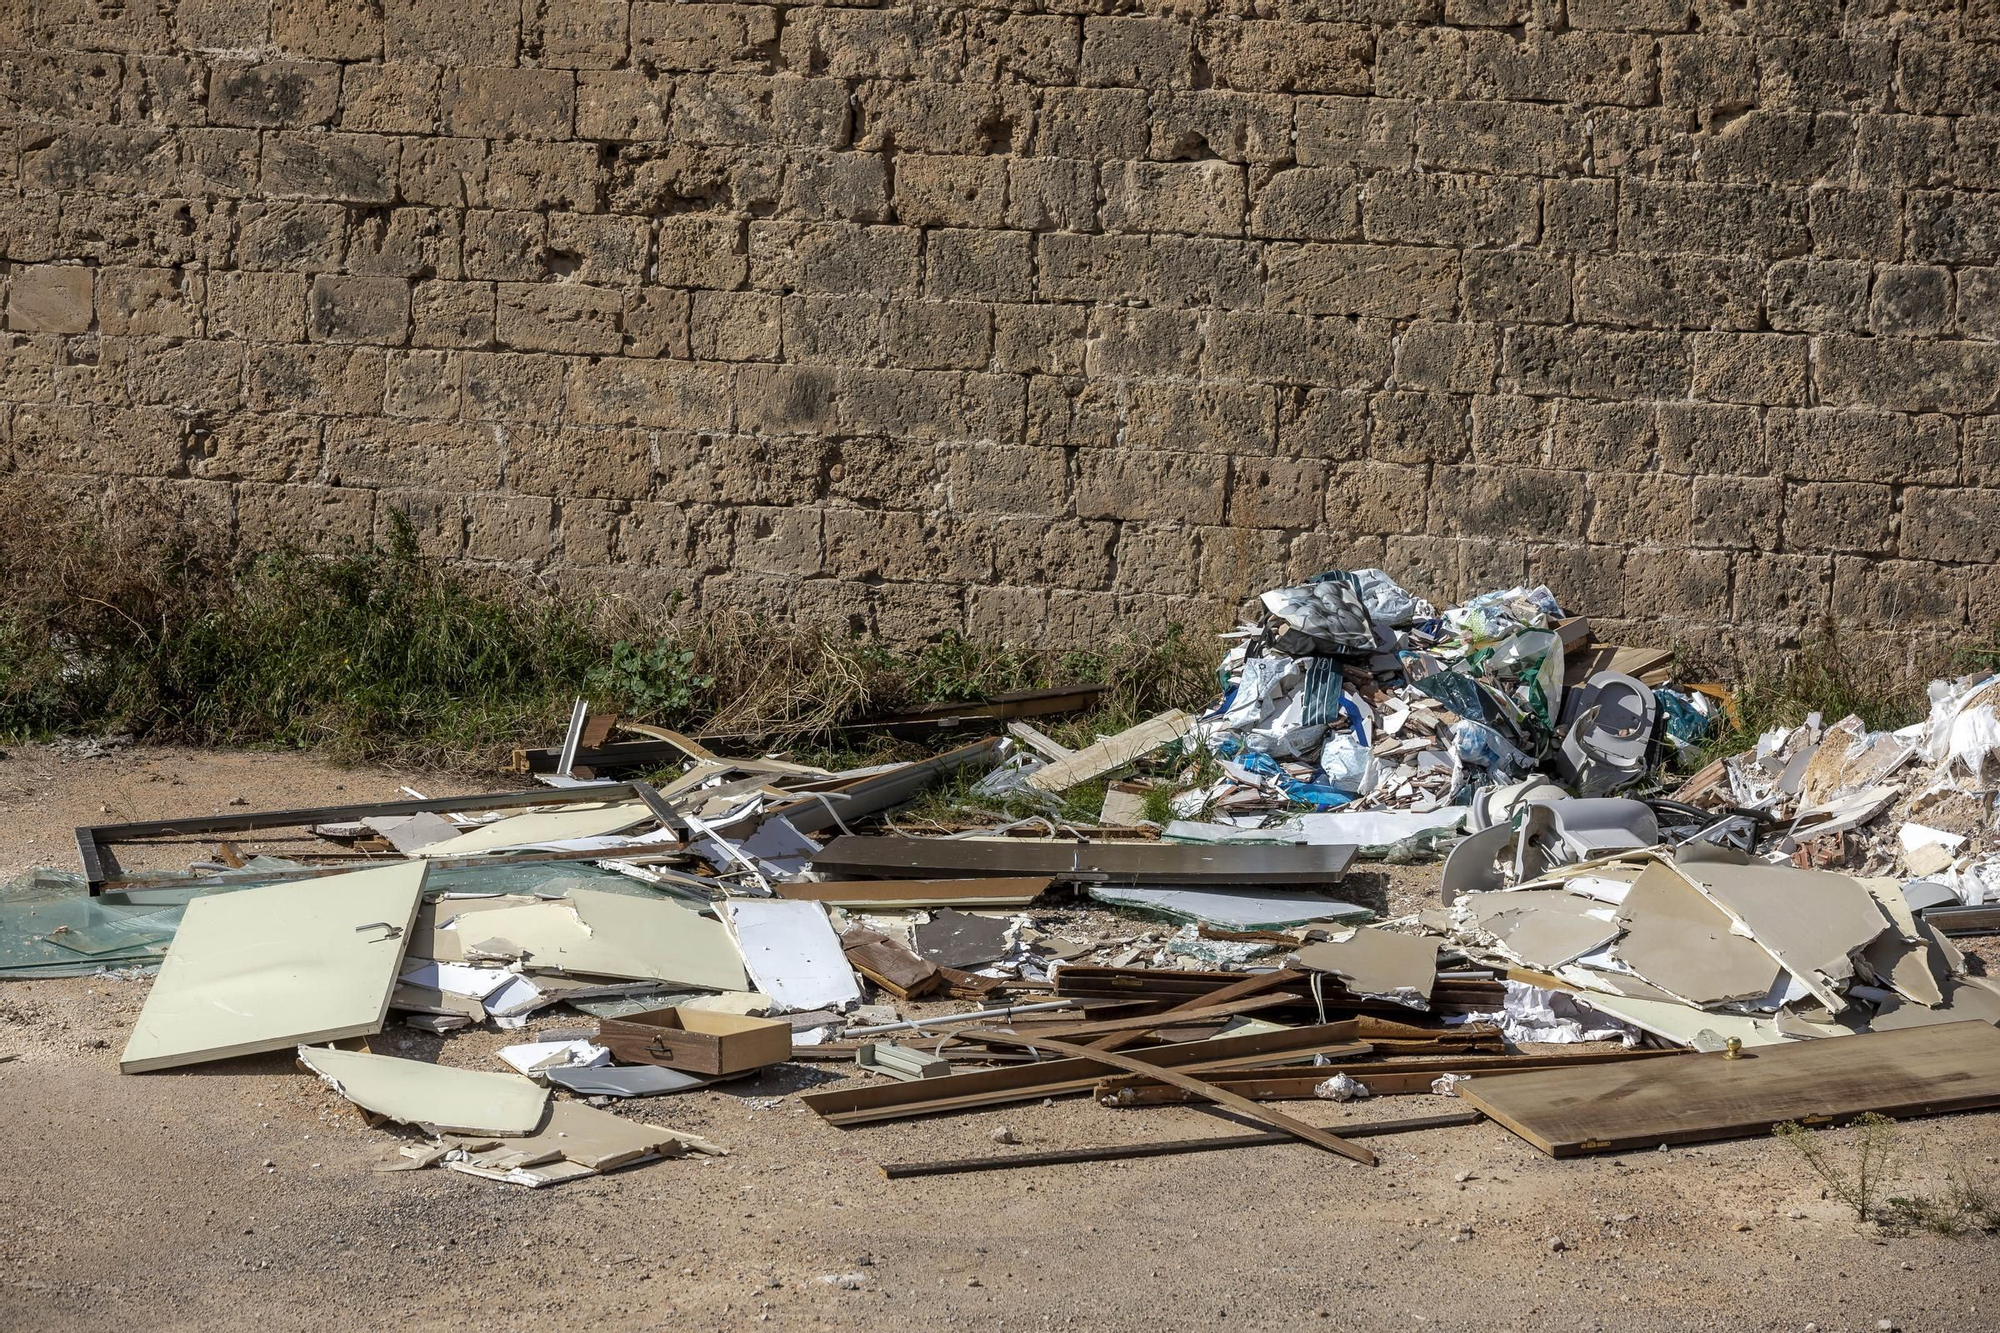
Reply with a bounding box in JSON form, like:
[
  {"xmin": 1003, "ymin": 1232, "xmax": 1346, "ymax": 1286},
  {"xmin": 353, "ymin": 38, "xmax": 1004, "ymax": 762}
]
[
  {"xmin": 1611, "ymin": 861, "xmax": 1781, "ymax": 1007},
  {"xmin": 723, "ymin": 899, "xmax": 862, "ymax": 1013},
  {"xmin": 297, "ymin": 1045, "xmax": 548, "ymax": 1135},
  {"xmin": 120, "ymin": 861, "xmax": 427, "ymax": 1073},
  {"xmin": 1293, "ymin": 928, "xmax": 1438, "ymax": 1007},
  {"xmin": 1673, "ymin": 845, "xmax": 1889, "ymax": 1010},
  {"xmin": 449, "ymin": 888, "xmax": 747, "ymax": 992},
  {"xmin": 415, "ymin": 802, "xmax": 652, "ymax": 857}
]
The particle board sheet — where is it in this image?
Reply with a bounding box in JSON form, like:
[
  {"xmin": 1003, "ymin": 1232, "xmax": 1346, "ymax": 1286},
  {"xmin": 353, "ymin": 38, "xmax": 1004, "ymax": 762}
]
[
  {"xmin": 414, "ymin": 801, "xmax": 653, "ymax": 857},
  {"xmin": 1457, "ymin": 1021, "xmax": 2000, "ymax": 1157},
  {"xmin": 297, "ymin": 1045, "xmax": 548, "ymax": 1135},
  {"xmin": 452, "ymin": 889, "xmax": 748, "ymax": 993},
  {"xmin": 722, "ymin": 899, "xmax": 862, "ymax": 1013},
  {"xmin": 811, "ymin": 836, "xmax": 1356, "ymax": 885},
  {"xmin": 120, "ymin": 861, "xmax": 428, "ymax": 1073},
  {"xmin": 774, "ymin": 877, "xmax": 1053, "ymax": 908},
  {"xmin": 1672, "ymin": 846, "xmax": 1893, "ymax": 1011},
  {"xmin": 1612, "ymin": 861, "xmax": 1782, "ymax": 1007}
]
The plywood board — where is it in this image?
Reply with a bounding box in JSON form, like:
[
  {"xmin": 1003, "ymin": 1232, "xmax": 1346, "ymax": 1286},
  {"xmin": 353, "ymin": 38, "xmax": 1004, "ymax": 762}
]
[
  {"xmin": 454, "ymin": 889, "xmax": 747, "ymax": 992},
  {"xmin": 813, "ymin": 836, "xmax": 1355, "ymax": 885},
  {"xmin": 298, "ymin": 1045, "xmax": 548, "ymax": 1134},
  {"xmin": 1674, "ymin": 847, "xmax": 1890, "ymax": 1010},
  {"xmin": 775, "ymin": 877, "xmax": 1053, "ymax": 907},
  {"xmin": 1613, "ymin": 862, "xmax": 1781, "ymax": 1007},
  {"xmin": 120, "ymin": 861, "xmax": 427, "ymax": 1073},
  {"xmin": 723, "ymin": 900, "xmax": 862, "ymax": 1012},
  {"xmin": 1458, "ymin": 1021, "xmax": 2000, "ymax": 1157},
  {"xmin": 415, "ymin": 801, "xmax": 652, "ymax": 857}
]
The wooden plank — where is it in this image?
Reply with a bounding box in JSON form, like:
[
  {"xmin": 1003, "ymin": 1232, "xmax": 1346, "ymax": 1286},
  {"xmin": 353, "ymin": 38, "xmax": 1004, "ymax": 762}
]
[
  {"xmin": 959, "ymin": 1029, "xmax": 1377, "ymax": 1166},
  {"xmin": 774, "ymin": 877, "xmax": 1053, "ymax": 907},
  {"xmin": 1028, "ymin": 710, "xmax": 1193, "ymax": 792},
  {"xmin": 841, "ymin": 927, "xmax": 941, "ymax": 1001},
  {"xmin": 800, "ymin": 1023, "xmax": 1377, "ymax": 1126},
  {"xmin": 1456, "ymin": 1021, "xmax": 2000, "ymax": 1157},
  {"xmin": 810, "ymin": 836, "xmax": 1355, "ymax": 885},
  {"xmin": 1098, "ymin": 1049, "xmax": 1680, "ymax": 1105},
  {"xmin": 767, "ymin": 739, "xmax": 1005, "ymax": 836},
  {"xmin": 882, "ymin": 1111, "xmax": 1483, "ymax": 1180},
  {"xmin": 968, "ymin": 992, "xmax": 1304, "ymax": 1042},
  {"xmin": 1006, "ymin": 720, "xmax": 1074, "ymax": 761},
  {"xmin": 1083, "ymin": 966, "xmax": 1296, "ymax": 1056}
]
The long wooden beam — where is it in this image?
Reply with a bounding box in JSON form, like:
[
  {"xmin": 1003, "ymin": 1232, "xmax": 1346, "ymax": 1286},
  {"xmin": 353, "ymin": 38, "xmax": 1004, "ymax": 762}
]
[
  {"xmin": 882, "ymin": 1111, "xmax": 1483, "ymax": 1179},
  {"xmin": 961, "ymin": 1029, "xmax": 1377, "ymax": 1166}
]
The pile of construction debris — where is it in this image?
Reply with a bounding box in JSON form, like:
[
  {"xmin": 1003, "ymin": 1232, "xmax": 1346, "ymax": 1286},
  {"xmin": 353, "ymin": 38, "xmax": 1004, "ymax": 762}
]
[{"xmin": 4, "ymin": 567, "xmax": 2000, "ymax": 1184}]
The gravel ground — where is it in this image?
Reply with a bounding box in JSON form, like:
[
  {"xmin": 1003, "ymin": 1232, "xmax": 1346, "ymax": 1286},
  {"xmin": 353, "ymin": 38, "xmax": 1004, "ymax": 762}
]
[{"xmin": 2, "ymin": 743, "xmax": 1997, "ymax": 1333}]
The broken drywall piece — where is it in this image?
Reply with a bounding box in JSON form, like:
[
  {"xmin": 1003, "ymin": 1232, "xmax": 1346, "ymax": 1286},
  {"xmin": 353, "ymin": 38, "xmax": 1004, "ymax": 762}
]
[
  {"xmin": 1293, "ymin": 927, "xmax": 1438, "ymax": 1007},
  {"xmin": 120, "ymin": 861, "xmax": 428, "ymax": 1074},
  {"xmin": 723, "ymin": 899, "xmax": 862, "ymax": 1013},
  {"xmin": 913, "ymin": 908, "xmax": 1014, "ymax": 970},
  {"xmin": 297, "ymin": 1045, "xmax": 548, "ymax": 1135},
  {"xmin": 1674, "ymin": 845, "xmax": 1891, "ymax": 1011},
  {"xmin": 1084, "ymin": 884, "xmax": 1372, "ymax": 930},
  {"xmin": 446, "ymin": 1155, "xmax": 599, "ymax": 1188},
  {"xmin": 415, "ymin": 802, "xmax": 653, "ymax": 857},
  {"xmin": 365, "ymin": 812, "xmax": 463, "ymax": 853},
  {"xmin": 446, "ymin": 889, "xmax": 747, "ymax": 992},
  {"xmin": 1610, "ymin": 861, "xmax": 1782, "ymax": 1008},
  {"xmin": 1461, "ymin": 889, "xmax": 1624, "ymax": 971},
  {"xmin": 399, "ymin": 959, "xmax": 511, "ymax": 1001},
  {"xmin": 496, "ymin": 1039, "xmax": 610, "ymax": 1077},
  {"xmin": 447, "ymin": 1099, "xmax": 693, "ymax": 1172}
]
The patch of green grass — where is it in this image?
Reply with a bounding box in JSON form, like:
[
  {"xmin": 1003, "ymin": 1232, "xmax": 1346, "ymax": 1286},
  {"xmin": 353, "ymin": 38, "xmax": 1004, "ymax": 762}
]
[
  {"xmin": 1672, "ymin": 636, "xmax": 1931, "ymax": 773},
  {"xmin": 0, "ymin": 480, "xmax": 1221, "ymax": 774}
]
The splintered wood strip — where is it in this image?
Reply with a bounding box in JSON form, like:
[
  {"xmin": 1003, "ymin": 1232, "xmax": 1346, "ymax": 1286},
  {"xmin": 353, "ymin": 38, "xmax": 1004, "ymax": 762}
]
[
  {"xmin": 962, "ymin": 1029, "xmax": 1377, "ymax": 1166},
  {"xmin": 882, "ymin": 1111, "xmax": 1483, "ymax": 1179}
]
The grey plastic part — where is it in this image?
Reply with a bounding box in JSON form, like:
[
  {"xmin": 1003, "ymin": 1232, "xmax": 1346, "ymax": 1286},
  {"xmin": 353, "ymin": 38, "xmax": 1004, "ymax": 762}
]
[
  {"xmin": 544, "ymin": 1064, "xmax": 712, "ymax": 1097},
  {"xmin": 1440, "ymin": 822, "xmax": 1515, "ymax": 907},
  {"xmin": 1511, "ymin": 798, "xmax": 1660, "ymax": 881},
  {"xmin": 1554, "ymin": 672, "xmax": 1658, "ymax": 797}
]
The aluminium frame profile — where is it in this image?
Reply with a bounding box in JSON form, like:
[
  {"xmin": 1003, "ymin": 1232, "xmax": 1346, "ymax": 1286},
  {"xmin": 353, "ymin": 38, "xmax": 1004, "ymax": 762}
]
[{"xmin": 77, "ymin": 781, "xmax": 665, "ymax": 894}]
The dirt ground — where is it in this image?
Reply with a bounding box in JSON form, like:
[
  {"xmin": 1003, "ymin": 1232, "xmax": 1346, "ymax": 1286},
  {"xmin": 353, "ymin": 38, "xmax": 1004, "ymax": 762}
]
[{"xmin": 2, "ymin": 743, "xmax": 1997, "ymax": 1333}]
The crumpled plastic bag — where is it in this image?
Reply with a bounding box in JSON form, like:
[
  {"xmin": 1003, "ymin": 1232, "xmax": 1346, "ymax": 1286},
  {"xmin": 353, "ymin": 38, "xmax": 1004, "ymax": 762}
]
[
  {"xmin": 1314, "ymin": 1072, "xmax": 1372, "ymax": 1102},
  {"xmin": 1923, "ymin": 674, "xmax": 2000, "ymax": 787},
  {"xmin": 1261, "ymin": 577, "xmax": 1380, "ymax": 655}
]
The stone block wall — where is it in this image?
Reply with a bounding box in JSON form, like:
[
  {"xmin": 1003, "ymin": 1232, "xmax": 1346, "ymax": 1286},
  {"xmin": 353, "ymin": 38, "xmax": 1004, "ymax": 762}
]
[{"xmin": 3, "ymin": 3, "xmax": 1998, "ymax": 668}]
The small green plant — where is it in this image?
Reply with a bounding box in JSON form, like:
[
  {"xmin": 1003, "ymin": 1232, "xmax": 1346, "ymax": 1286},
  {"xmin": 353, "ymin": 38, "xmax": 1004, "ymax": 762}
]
[
  {"xmin": 1139, "ymin": 783, "xmax": 1178, "ymax": 827},
  {"xmin": 1882, "ymin": 1161, "xmax": 2000, "ymax": 1237},
  {"xmin": 588, "ymin": 639, "xmax": 713, "ymax": 719},
  {"xmin": 1953, "ymin": 625, "xmax": 2000, "ymax": 674},
  {"xmin": 1774, "ymin": 1113, "xmax": 1900, "ymax": 1223}
]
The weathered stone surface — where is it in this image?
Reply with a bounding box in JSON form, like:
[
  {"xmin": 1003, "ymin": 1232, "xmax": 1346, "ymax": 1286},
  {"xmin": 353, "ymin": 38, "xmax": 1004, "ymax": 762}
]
[{"xmin": 0, "ymin": 7, "xmax": 1984, "ymax": 664}]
